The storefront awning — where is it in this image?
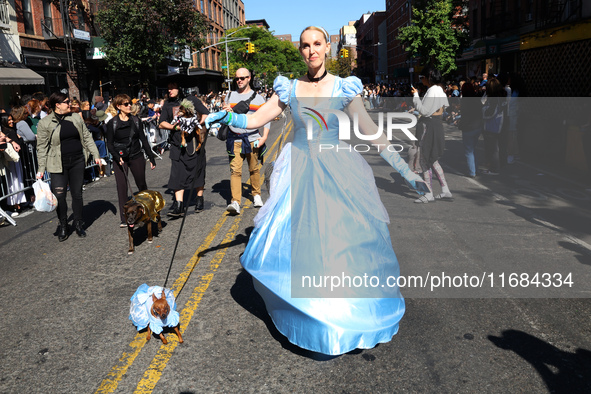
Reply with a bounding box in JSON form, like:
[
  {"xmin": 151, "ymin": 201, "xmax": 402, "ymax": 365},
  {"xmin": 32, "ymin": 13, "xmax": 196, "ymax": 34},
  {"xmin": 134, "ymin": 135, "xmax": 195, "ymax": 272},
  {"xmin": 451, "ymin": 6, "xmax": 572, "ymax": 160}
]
[{"xmin": 0, "ymin": 66, "xmax": 45, "ymax": 85}]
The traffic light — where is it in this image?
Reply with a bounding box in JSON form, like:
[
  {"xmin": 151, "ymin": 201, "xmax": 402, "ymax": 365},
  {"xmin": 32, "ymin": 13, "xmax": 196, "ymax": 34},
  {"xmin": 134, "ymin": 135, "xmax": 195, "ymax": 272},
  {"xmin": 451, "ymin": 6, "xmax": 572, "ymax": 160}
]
[
  {"xmin": 343, "ymin": 49, "xmax": 349, "ymax": 58},
  {"xmin": 250, "ymin": 43, "xmax": 256, "ymax": 53},
  {"xmin": 245, "ymin": 42, "xmax": 255, "ymax": 54},
  {"xmin": 339, "ymin": 48, "xmax": 344, "ymax": 58}
]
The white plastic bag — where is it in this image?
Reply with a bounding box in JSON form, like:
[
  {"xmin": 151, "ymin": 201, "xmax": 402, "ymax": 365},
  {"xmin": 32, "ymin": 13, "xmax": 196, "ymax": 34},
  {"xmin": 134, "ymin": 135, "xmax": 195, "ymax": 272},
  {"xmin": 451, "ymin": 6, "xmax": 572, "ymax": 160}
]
[{"xmin": 33, "ymin": 179, "xmax": 58, "ymax": 212}]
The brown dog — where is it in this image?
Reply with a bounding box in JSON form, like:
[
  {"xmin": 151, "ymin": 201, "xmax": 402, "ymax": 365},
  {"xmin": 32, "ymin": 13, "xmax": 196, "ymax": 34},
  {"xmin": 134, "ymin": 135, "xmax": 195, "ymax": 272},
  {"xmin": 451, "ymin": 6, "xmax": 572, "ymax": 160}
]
[
  {"xmin": 124, "ymin": 190, "xmax": 165, "ymax": 254},
  {"xmin": 148, "ymin": 290, "xmax": 183, "ymax": 344}
]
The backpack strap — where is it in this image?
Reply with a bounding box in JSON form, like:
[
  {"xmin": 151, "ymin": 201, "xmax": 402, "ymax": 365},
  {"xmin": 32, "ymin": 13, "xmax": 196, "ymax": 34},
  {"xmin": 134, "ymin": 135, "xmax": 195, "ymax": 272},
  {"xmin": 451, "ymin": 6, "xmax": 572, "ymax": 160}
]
[{"xmin": 113, "ymin": 115, "xmax": 133, "ymax": 147}]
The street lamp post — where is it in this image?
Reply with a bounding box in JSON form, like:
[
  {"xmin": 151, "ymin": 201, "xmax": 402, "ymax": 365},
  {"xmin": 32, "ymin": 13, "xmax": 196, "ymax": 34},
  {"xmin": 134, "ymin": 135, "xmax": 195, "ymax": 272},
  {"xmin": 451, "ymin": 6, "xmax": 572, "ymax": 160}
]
[
  {"xmin": 223, "ymin": 26, "xmax": 252, "ymax": 91},
  {"xmin": 191, "ymin": 26, "xmax": 252, "ymax": 91},
  {"xmin": 190, "ymin": 26, "xmax": 252, "ymax": 93}
]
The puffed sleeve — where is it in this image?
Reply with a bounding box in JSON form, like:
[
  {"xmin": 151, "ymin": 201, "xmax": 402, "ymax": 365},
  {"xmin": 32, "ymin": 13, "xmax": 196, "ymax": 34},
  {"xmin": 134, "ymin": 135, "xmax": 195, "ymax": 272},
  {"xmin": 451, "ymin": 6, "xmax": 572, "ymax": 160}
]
[
  {"xmin": 273, "ymin": 76, "xmax": 291, "ymax": 105},
  {"xmin": 341, "ymin": 76, "xmax": 363, "ymax": 97}
]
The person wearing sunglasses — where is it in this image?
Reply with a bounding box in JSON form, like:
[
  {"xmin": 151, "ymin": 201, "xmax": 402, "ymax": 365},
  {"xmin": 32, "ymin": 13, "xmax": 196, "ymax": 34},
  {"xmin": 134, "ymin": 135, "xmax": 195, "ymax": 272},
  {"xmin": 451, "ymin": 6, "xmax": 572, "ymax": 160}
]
[
  {"xmin": 36, "ymin": 91, "xmax": 101, "ymax": 241},
  {"xmin": 106, "ymin": 94, "xmax": 157, "ymax": 227},
  {"xmin": 221, "ymin": 68, "xmax": 270, "ymax": 215}
]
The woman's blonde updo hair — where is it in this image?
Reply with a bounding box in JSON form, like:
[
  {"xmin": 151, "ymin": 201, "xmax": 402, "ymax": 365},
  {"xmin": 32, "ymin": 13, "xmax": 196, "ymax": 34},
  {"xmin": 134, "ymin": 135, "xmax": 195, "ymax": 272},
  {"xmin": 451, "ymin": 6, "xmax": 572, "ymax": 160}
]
[{"xmin": 300, "ymin": 26, "xmax": 329, "ymax": 45}]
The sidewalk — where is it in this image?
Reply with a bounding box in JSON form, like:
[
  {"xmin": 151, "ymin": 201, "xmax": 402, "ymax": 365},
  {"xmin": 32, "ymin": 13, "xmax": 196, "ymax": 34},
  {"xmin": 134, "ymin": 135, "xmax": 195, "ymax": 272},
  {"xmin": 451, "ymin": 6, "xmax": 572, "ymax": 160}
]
[{"xmin": 440, "ymin": 122, "xmax": 591, "ymax": 247}]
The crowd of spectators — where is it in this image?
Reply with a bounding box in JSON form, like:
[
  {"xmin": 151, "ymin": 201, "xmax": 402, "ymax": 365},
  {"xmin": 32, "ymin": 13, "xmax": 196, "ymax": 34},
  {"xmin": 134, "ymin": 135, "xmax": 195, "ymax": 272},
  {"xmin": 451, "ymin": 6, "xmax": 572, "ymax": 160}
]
[
  {"xmin": 361, "ymin": 71, "xmax": 527, "ymax": 178},
  {"xmin": 1, "ymin": 71, "xmax": 527, "ymax": 225},
  {"xmin": 0, "ymin": 91, "xmax": 169, "ymax": 223}
]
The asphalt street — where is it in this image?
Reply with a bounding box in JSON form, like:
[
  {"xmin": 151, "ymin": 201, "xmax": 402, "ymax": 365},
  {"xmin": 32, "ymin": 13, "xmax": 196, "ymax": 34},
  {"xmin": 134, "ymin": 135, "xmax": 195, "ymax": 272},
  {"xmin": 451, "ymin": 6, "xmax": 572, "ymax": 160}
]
[{"xmin": 1, "ymin": 112, "xmax": 590, "ymax": 393}]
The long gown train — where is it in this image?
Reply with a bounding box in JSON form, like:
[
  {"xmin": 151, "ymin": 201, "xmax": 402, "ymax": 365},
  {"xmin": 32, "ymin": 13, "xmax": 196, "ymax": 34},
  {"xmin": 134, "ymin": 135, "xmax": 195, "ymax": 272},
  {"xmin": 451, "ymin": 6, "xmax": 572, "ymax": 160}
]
[{"xmin": 240, "ymin": 76, "xmax": 405, "ymax": 355}]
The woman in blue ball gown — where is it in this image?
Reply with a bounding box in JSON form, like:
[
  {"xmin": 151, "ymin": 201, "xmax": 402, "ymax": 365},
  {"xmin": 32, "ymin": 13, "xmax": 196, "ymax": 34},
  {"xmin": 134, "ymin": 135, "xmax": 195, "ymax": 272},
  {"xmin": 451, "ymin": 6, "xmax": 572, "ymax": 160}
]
[{"xmin": 206, "ymin": 26, "xmax": 427, "ymax": 355}]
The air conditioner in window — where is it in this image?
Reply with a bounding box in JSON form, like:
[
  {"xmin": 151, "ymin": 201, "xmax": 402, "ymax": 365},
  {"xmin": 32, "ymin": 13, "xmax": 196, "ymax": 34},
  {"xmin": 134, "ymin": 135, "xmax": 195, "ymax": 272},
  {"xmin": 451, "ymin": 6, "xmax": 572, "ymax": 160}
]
[{"xmin": 525, "ymin": 13, "xmax": 533, "ymax": 21}]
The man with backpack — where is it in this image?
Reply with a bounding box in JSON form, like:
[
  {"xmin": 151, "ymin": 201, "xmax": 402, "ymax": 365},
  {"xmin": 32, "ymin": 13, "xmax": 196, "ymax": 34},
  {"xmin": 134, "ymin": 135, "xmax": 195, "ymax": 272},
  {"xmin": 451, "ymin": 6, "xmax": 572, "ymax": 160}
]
[{"xmin": 222, "ymin": 68, "xmax": 270, "ymax": 215}]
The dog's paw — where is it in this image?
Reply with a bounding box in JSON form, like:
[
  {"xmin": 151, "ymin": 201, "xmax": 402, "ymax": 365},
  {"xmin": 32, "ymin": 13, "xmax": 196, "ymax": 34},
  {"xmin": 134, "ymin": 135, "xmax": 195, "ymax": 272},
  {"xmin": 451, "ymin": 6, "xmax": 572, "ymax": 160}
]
[
  {"xmin": 148, "ymin": 240, "xmax": 153, "ymax": 244},
  {"xmin": 128, "ymin": 250, "xmax": 134, "ymax": 255}
]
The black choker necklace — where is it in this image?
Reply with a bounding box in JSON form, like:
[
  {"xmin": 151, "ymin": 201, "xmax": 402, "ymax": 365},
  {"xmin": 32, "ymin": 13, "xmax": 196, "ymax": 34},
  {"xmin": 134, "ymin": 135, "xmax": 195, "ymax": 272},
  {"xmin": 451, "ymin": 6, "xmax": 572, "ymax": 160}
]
[{"xmin": 307, "ymin": 69, "xmax": 328, "ymax": 83}]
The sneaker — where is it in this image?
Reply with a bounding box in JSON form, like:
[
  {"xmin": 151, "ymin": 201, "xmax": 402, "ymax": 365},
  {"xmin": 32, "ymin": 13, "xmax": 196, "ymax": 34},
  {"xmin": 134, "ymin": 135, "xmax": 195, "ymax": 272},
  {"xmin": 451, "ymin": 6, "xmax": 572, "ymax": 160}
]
[
  {"xmin": 167, "ymin": 201, "xmax": 184, "ymax": 217},
  {"xmin": 414, "ymin": 195, "xmax": 435, "ymax": 204},
  {"xmin": 253, "ymin": 195, "xmax": 264, "ymax": 208},
  {"xmin": 226, "ymin": 201, "xmax": 240, "ymax": 215},
  {"xmin": 9, "ymin": 211, "xmax": 19, "ymax": 218}
]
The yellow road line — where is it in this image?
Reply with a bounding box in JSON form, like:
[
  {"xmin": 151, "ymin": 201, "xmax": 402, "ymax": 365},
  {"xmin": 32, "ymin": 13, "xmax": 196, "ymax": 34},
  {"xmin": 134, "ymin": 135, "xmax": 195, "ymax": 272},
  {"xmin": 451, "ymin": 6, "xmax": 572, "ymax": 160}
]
[
  {"xmin": 94, "ymin": 214, "xmax": 229, "ymax": 394},
  {"xmin": 268, "ymin": 119, "xmax": 292, "ymax": 153},
  {"xmin": 133, "ymin": 204, "xmax": 250, "ymax": 393},
  {"xmin": 95, "ymin": 119, "xmax": 290, "ymax": 393}
]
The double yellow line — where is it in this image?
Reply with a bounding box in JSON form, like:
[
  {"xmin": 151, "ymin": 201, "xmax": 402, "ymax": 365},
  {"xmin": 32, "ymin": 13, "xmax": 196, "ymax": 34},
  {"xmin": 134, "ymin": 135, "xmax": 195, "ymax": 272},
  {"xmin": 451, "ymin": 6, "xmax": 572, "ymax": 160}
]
[{"xmin": 95, "ymin": 119, "xmax": 293, "ymax": 394}]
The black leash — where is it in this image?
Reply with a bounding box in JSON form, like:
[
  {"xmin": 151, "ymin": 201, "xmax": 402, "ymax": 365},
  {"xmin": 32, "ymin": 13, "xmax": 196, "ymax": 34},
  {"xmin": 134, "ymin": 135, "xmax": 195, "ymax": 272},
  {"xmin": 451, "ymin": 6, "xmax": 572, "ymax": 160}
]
[
  {"xmin": 163, "ymin": 127, "xmax": 204, "ymax": 289},
  {"xmin": 118, "ymin": 159, "xmax": 137, "ymax": 203}
]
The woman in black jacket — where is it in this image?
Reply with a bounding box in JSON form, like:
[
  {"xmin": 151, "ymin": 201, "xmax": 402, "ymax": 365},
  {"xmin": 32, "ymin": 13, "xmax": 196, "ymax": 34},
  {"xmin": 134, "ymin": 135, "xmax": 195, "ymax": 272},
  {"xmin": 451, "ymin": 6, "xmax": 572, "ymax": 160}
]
[{"xmin": 106, "ymin": 94, "xmax": 156, "ymax": 227}]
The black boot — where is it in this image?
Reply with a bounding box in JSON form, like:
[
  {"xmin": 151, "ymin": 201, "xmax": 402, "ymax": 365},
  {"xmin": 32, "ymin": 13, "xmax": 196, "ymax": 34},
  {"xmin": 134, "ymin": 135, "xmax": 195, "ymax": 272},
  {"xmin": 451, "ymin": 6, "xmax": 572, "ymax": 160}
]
[
  {"xmin": 58, "ymin": 219, "xmax": 69, "ymax": 242},
  {"xmin": 195, "ymin": 196, "xmax": 204, "ymax": 213},
  {"xmin": 74, "ymin": 220, "xmax": 86, "ymax": 238},
  {"xmin": 167, "ymin": 200, "xmax": 184, "ymax": 217}
]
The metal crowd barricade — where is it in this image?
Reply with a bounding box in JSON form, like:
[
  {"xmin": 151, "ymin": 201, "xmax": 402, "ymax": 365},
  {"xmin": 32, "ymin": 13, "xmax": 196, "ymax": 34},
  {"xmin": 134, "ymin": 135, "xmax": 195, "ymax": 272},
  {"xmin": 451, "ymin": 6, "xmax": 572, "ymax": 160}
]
[{"xmin": 0, "ymin": 140, "xmax": 99, "ymax": 227}]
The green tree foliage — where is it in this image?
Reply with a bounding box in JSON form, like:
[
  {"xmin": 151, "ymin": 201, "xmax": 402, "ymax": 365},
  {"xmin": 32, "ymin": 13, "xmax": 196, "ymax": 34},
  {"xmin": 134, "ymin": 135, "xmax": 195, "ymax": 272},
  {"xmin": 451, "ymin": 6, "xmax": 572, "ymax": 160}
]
[
  {"xmin": 397, "ymin": 0, "xmax": 468, "ymax": 75},
  {"xmin": 326, "ymin": 57, "xmax": 352, "ymax": 78},
  {"xmin": 221, "ymin": 27, "xmax": 307, "ymax": 88},
  {"xmin": 96, "ymin": 0, "xmax": 208, "ymax": 73}
]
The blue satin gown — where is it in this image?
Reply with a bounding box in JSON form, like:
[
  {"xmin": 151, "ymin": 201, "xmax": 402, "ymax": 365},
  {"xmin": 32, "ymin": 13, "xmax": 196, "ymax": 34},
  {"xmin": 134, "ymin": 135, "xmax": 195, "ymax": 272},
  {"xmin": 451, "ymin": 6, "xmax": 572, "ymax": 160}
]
[{"xmin": 240, "ymin": 75, "xmax": 405, "ymax": 355}]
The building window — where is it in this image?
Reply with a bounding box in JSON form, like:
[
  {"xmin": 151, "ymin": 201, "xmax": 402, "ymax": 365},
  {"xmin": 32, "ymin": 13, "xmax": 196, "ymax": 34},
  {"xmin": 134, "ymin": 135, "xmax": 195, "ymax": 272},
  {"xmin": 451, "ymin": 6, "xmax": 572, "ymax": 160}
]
[
  {"xmin": 200, "ymin": 0, "xmax": 204, "ymax": 13},
  {"xmin": 22, "ymin": 0, "xmax": 34, "ymax": 35},
  {"xmin": 42, "ymin": 0, "xmax": 53, "ymax": 38},
  {"xmin": 77, "ymin": 6, "xmax": 85, "ymax": 30}
]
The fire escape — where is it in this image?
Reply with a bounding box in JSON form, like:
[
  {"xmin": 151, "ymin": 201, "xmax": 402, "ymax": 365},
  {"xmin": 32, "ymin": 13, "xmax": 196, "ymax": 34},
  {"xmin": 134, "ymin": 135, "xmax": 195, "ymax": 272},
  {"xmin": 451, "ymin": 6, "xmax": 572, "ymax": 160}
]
[
  {"xmin": 484, "ymin": 0, "xmax": 517, "ymax": 36},
  {"xmin": 40, "ymin": 0, "xmax": 99, "ymax": 90},
  {"xmin": 536, "ymin": 0, "xmax": 583, "ymax": 29}
]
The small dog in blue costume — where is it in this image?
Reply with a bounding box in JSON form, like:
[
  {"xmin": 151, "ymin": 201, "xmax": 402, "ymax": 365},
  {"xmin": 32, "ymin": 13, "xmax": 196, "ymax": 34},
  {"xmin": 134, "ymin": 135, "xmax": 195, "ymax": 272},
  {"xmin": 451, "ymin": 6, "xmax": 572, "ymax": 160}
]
[{"xmin": 129, "ymin": 284, "xmax": 183, "ymax": 344}]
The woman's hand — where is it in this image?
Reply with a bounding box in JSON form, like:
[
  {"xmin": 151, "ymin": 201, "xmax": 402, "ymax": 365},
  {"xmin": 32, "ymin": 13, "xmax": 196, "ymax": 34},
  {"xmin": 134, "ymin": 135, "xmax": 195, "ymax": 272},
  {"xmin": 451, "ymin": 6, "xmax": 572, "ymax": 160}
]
[
  {"xmin": 95, "ymin": 158, "xmax": 101, "ymax": 167},
  {"xmin": 150, "ymin": 162, "xmax": 156, "ymax": 170},
  {"xmin": 404, "ymin": 178, "xmax": 431, "ymax": 194},
  {"xmin": 204, "ymin": 111, "xmax": 228, "ymax": 129},
  {"xmin": 36, "ymin": 172, "xmax": 44, "ymax": 179},
  {"xmin": 11, "ymin": 141, "xmax": 20, "ymax": 152},
  {"xmin": 410, "ymin": 86, "xmax": 418, "ymax": 95}
]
